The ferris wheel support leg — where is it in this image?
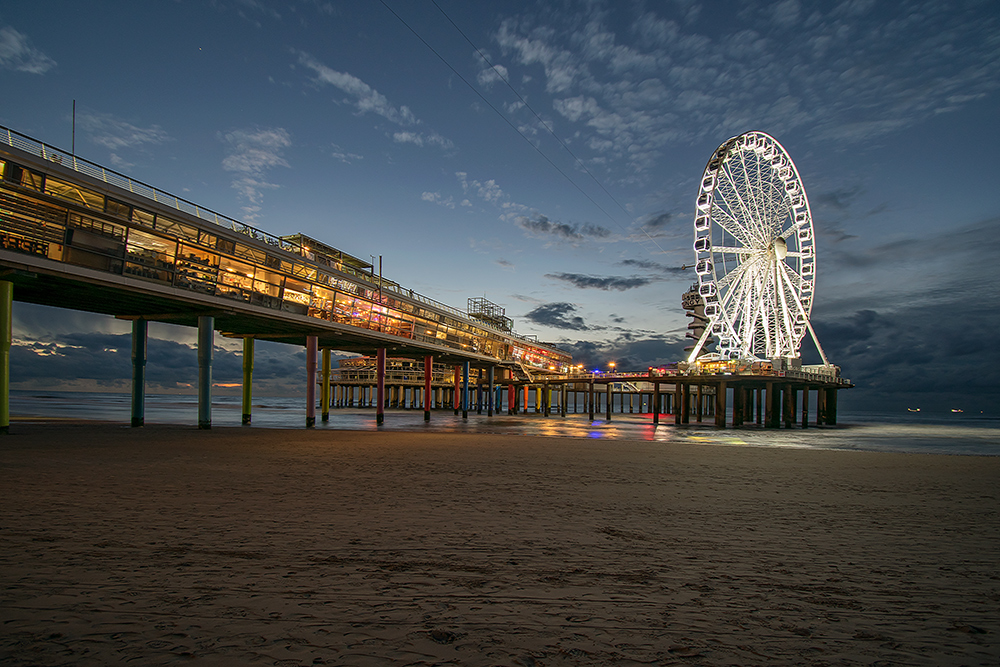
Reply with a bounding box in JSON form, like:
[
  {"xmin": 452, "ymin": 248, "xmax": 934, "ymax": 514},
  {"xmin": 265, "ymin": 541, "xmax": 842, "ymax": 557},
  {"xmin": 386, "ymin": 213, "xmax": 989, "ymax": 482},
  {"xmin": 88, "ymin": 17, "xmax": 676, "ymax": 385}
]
[
  {"xmin": 686, "ymin": 326, "xmax": 713, "ymax": 364},
  {"xmin": 805, "ymin": 320, "xmax": 829, "ymax": 366}
]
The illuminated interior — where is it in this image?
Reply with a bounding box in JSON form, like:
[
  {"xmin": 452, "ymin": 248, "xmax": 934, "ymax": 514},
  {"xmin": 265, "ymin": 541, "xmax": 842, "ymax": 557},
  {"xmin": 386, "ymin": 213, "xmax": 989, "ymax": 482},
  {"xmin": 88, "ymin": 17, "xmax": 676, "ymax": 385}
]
[{"xmin": 0, "ymin": 147, "xmax": 572, "ymax": 374}]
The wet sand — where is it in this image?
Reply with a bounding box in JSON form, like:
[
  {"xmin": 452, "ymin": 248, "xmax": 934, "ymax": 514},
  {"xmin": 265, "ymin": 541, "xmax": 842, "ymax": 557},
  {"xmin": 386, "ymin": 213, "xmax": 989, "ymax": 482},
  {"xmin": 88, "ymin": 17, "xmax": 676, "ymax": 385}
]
[{"xmin": 2, "ymin": 423, "xmax": 998, "ymax": 666}]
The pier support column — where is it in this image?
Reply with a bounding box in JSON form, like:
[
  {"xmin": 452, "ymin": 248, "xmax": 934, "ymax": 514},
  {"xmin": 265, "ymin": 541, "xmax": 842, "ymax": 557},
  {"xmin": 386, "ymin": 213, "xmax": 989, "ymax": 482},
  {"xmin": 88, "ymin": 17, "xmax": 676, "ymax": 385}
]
[
  {"xmin": 130, "ymin": 318, "xmax": 147, "ymax": 428},
  {"xmin": 197, "ymin": 316, "xmax": 213, "ymax": 430},
  {"xmin": 674, "ymin": 384, "xmax": 682, "ymax": 425},
  {"xmin": 682, "ymin": 384, "xmax": 691, "ymax": 425},
  {"xmin": 424, "ymin": 355, "xmax": 433, "ymax": 421},
  {"xmin": 606, "ymin": 383, "xmax": 612, "ymax": 421},
  {"xmin": 0, "ymin": 281, "xmax": 10, "ymax": 435},
  {"xmin": 588, "ymin": 380, "xmax": 595, "ymax": 421},
  {"xmin": 462, "ymin": 361, "xmax": 470, "ymax": 419},
  {"xmin": 305, "ymin": 336, "xmax": 318, "ymax": 428},
  {"xmin": 376, "ymin": 348, "xmax": 386, "ymax": 425},
  {"xmin": 825, "ymin": 388, "xmax": 838, "ymax": 425},
  {"xmin": 783, "ymin": 383, "xmax": 794, "ymax": 428},
  {"xmin": 732, "ymin": 385, "xmax": 744, "ymax": 427},
  {"xmin": 561, "ymin": 384, "xmax": 567, "ymax": 417},
  {"xmin": 652, "ymin": 383, "xmax": 660, "ymax": 425},
  {"xmin": 764, "ymin": 382, "xmax": 776, "ymax": 428},
  {"xmin": 241, "ymin": 338, "xmax": 254, "ymax": 425},
  {"xmin": 508, "ymin": 384, "xmax": 515, "ymax": 415},
  {"xmin": 453, "ymin": 366, "xmax": 461, "ymax": 415},
  {"xmin": 321, "ymin": 348, "xmax": 331, "ymax": 423},
  {"xmin": 715, "ymin": 381, "xmax": 727, "ymax": 427},
  {"xmin": 487, "ymin": 366, "xmax": 495, "ymax": 417},
  {"xmin": 801, "ymin": 386, "xmax": 809, "ymax": 429}
]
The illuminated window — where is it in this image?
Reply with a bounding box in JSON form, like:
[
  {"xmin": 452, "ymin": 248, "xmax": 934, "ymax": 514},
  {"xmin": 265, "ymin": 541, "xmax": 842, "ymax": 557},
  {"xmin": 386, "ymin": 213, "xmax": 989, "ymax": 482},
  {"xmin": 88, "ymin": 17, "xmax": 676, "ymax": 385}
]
[{"xmin": 45, "ymin": 176, "xmax": 104, "ymax": 210}]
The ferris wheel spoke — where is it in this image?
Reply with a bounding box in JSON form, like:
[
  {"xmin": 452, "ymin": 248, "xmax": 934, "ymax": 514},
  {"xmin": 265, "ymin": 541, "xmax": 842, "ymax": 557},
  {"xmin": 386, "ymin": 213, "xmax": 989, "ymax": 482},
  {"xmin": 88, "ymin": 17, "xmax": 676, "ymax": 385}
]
[
  {"xmin": 711, "ymin": 246, "xmax": 757, "ymax": 255},
  {"xmin": 718, "ymin": 163, "xmax": 767, "ymax": 245},
  {"xmin": 711, "ymin": 206, "xmax": 758, "ymax": 247}
]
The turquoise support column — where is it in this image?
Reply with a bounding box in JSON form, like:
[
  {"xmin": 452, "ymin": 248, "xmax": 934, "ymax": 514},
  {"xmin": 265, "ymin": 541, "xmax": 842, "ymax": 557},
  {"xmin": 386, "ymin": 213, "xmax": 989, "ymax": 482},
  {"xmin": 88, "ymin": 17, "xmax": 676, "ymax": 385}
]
[
  {"xmin": 462, "ymin": 361, "xmax": 470, "ymax": 419},
  {"xmin": 197, "ymin": 315, "xmax": 213, "ymax": 430},
  {"xmin": 131, "ymin": 318, "xmax": 147, "ymax": 427},
  {"xmin": 0, "ymin": 281, "xmax": 11, "ymax": 435},
  {"xmin": 242, "ymin": 338, "xmax": 253, "ymax": 425},
  {"xmin": 306, "ymin": 335, "xmax": 317, "ymax": 428}
]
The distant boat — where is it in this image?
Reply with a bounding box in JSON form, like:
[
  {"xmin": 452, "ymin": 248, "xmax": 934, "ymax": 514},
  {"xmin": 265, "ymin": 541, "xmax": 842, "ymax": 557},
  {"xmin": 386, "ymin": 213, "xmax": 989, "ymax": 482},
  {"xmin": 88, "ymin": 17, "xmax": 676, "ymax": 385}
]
[
  {"xmin": 907, "ymin": 408, "xmax": 920, "ymax": 412},
  {"xmin": 951, "ymin": 408, "xmax": 964, "ymax": 413}
]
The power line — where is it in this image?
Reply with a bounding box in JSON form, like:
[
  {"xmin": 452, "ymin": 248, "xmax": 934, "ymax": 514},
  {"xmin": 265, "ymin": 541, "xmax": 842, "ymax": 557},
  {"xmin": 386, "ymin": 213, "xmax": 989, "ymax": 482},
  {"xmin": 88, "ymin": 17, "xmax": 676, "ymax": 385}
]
[{"xmin": 377, "ymin": 0, "xmax": 668, "ymax": 256}]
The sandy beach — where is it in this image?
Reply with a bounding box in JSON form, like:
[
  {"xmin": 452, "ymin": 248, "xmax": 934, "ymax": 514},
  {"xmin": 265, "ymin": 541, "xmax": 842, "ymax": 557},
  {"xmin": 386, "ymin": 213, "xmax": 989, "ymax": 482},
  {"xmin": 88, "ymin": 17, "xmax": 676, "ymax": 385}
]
[{"xmin": 1, "ymin": 424, "xmax": 998, "ymax": 666}]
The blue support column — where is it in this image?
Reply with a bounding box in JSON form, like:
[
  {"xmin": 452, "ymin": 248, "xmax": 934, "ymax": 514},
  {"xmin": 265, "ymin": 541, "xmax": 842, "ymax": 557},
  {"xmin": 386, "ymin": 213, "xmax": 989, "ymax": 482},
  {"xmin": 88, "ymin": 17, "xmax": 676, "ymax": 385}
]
[
  {"xmin": 197, "ymin": 316, "xmax": 213, "ymax": 430},
  {"xmin": 131, "ymin": 318, "xmax": 147, "ymax": 428}
]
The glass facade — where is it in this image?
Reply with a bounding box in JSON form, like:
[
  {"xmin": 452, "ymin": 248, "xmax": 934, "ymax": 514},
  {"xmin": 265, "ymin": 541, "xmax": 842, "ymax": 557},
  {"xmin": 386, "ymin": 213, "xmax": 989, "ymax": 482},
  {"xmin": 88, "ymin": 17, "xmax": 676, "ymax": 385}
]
[{"xmin": 0, "ymin": 154, "xmax": 572, "ymax": 373}]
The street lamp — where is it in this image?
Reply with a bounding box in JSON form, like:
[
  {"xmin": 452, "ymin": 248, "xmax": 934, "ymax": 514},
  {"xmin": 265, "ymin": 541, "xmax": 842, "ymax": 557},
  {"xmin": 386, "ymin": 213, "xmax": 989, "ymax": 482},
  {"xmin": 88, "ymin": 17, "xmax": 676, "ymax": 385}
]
[{"xmin": 608, "ymin": 361, "xmax": 616, "ymax": 372}]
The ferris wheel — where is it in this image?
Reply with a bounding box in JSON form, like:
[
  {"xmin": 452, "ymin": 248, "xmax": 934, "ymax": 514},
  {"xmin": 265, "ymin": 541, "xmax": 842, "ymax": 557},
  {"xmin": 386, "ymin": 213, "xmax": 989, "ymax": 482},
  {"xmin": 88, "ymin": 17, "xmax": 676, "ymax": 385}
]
[{"xmin": 686, "ymin": 131, "xmax": 828, "ymax": 364}]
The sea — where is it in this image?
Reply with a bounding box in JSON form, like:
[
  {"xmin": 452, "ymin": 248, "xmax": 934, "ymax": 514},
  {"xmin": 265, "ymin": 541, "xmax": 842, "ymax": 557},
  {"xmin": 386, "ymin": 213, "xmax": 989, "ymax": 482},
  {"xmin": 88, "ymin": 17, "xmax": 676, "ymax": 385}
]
[{"xmin": 8, "ymin": 390, "xmax": 998, "ymax": 456}]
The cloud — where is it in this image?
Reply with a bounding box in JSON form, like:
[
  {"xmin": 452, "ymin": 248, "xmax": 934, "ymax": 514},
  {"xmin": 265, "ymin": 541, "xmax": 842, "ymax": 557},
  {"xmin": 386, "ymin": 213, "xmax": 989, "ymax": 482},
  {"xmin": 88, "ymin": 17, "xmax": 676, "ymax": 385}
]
[
  {"xmin": 516, "ymin": 214, "xmax": 610, "ymax": 240},
  {"xmin": 421, "ymin": 191, "xmax": 456, "ymax": 209},
  {"xmin": 331, "ymin": 143, "xmax": 363, "ymax": 164},
  {"xmin": 298, "ymin": 51, "xmax": 418, "ymax": 125},
  {"xmin": 76, "ymin": 110, "xmax": 171, "ymax": 168},
  {"xmin": 222, "ymin": 127, "xmax": 292, "ymax": 221},
  {"xmin": 555, "ymin": 335, "xmax": 687, "ymax": 371},
  {"xmin": 393, "ymin": 131, "xmax": 454, "ymax": 150},
  {"xmin": 477, "ymin": 62, "xmax": 509, "ymax": 88},
  {"xmin": 496, "ymin": 258, "xmax": 515, "ymax": 269},
  {"xmin": 490, "ymin": 2, "xmax": 1000, "ymax": 175},
  {"xmin": 546, "ymin": 272, "xmax": 654, "ymax": 291},
  {"xmin": 0, "ymin": 26, "xmax": 56, "ymax": 74},
  {"xmin": 618, "ymin": 258, "xmax": 689, "ymax": 275},
  {"xmin": 524, "ymin": 302, "xmax": 588, "ymax": 330}
]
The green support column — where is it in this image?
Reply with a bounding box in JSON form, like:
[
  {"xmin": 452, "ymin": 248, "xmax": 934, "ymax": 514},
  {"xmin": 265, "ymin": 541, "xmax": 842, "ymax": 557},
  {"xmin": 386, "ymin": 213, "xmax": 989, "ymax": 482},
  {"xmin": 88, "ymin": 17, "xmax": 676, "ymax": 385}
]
[
  {"xmin": 131, "ymin": 318, "xmax": 147, "ymax": 428},
  {"xmin": 197, "ymin": 316, "xmax": 214, "ymax": 430},
  {"xmin": 0, "ymin": 281, "xmax": 12, "ymax": 434},
  {"xmin": 321, "ymin": 348, "xmax": 331, "ymax": 423},
  {"xmin": 242, "ymin": 338, "xmax": 254, "ymax": 425}
]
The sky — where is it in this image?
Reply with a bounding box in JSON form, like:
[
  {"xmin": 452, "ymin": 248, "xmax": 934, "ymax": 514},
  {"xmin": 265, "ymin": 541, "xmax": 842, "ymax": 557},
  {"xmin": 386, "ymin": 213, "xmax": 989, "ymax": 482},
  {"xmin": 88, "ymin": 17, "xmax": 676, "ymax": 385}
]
[{"xmin": 1, "ymin": 0, "xmax": 998, "ymax": 413}]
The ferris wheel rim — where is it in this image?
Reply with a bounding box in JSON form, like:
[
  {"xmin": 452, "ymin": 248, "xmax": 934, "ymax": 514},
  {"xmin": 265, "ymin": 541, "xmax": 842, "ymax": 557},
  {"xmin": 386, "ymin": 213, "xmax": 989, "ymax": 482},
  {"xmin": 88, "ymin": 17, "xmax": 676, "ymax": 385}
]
[{"xmin": 690, "ymin": 131, "xmax": 817, "ymax": 363}]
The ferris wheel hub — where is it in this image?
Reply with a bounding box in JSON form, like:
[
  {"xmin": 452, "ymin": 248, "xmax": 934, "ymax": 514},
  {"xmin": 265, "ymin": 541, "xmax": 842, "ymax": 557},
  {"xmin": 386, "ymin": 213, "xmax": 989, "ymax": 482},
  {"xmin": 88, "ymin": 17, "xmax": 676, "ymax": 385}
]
[{"xmin": 772, "ymin": 237, "xmax": 787, "ymax": 259}]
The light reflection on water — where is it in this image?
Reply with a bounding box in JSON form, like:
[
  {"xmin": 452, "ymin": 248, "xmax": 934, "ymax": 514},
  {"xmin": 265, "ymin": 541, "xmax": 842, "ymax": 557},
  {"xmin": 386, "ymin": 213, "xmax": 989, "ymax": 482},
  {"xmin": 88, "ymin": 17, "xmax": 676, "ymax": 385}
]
[{"xmin": 8, "ymin": 390, "xmax": 998, "ymax": 456}]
